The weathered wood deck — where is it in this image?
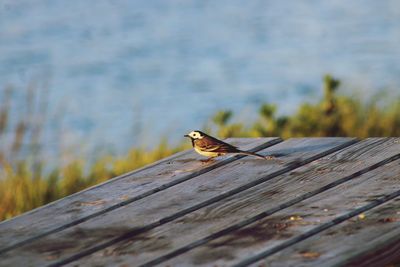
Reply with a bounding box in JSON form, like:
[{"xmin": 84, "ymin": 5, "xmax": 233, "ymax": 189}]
[{"xmin": 0, "ymin": 137, "xmax": 400, "ymax": 267}]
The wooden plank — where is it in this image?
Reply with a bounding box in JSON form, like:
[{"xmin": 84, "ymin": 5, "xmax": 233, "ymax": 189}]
[
  {"xmin": 136, "ymin": 138, "xmax": 400, "ymax": 267},
  {"xmin": 0, "ymin": 138, "xmax": 355, "ymax": 266},
  {"xmin": 65, "ymin": 138, "xmax": 399, "ymax": 265},
  {"xmin": 0, "ymin": 137, "xmax": 280, "ymax": 254},
  {"xmin": 256, "ymin": 194, "xmax": 400, "ymax": 267},
  {"xmin": 158, "ymin": 154, "xmax": 400, "ymax": 267},
  {"xmin": 68, "ymin": 138, "xmax": 396, "ymax": 267},
  {"xmin": 345, "ymin": 217, "xmax": 400, "ymax": 267}
]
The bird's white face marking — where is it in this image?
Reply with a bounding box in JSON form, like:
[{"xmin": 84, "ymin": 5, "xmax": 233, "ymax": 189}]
[{"xmin": 187, "ymin": 131, "xmax": 204, "ymax": 139}]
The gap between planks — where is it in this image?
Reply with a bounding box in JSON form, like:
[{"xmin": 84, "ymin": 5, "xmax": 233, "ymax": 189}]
[
  {"xmin": 0, "ymin": 138, "xmax": 282, "ymax": 255},
  {"xmin": 344, "ymin": 211, "xmax": 400, "ymax": 267},
  {"xmin": 140, "ymin": 140, "xmax": 400, "ymax": 267},
  {"xmin": 44, "ymin": 138, "xmax": 358, "ymax": 267},
  {"xmin": 155, "ymin": 140, "xmax": 400, "ymax": 267},
  {"xmin": 261, "ymin": 191, "xmax": 400, "ymax": 267},
  {"xmin": 235, "ymin": 184, "xmax": 400, "ymax": 267}
]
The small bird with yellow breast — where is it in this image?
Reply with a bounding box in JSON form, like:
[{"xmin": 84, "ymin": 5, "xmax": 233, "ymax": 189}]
[{"xmin": 184, "ymin": 130, "xmax": 273, "ymax": 162}]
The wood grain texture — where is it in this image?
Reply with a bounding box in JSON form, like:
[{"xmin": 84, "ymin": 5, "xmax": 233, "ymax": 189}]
[
  {"xmin": 163, "ymin": 156, "xmax": 400, "ymax": 267},
  {"xmin": 0, "ymin": 137, "xmax": 280, "ymax": 254},
  {"xmin": 256, "ymin": 192, "xmax": 400, "ymax": 267},
  {"xmin": 345, "ymin": 219, "xmax": 400, "ymax": 267},
  {"xmin": 0, "ymin": 138, "xmax": 354, "ymax": 266},
  {"xmin": 68, "ymin": 138, "xmax": 388, "ymax": 267}
]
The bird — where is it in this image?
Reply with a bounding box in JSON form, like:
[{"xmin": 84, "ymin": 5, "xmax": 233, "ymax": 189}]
[{"xmin": 184, "ymin": 130, "xmax": 273, "ymax": 161}]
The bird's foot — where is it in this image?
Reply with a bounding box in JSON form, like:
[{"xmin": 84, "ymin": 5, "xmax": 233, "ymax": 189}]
[
  {"xmin": 265, "ymin": 155, "xmax": 285, "ymax": 164},
  {"xmin": 200, "ymin": 158, "xmax": 215, "ymax": 163}
]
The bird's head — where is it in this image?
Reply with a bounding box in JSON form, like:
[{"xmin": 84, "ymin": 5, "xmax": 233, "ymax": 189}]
[{"xmin": 184, "ymin": 130, "xmax": 205, "ymax": 140}]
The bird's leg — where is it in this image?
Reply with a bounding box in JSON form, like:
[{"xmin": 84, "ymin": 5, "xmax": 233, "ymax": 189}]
[
  {"xmin": 266, "ymin": 155, "xmax": 285, "ymax": 164},
  {"xmin": 200, "ymin": 157, "xmax": 215, "ymax": 163}
]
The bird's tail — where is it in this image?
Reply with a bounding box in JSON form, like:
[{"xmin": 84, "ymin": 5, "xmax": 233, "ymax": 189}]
[{"xmin": 237, "ymin": 150, "xmax": 273, "ymax": 160}]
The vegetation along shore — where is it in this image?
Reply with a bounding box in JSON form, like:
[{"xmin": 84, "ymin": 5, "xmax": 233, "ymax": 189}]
[{"xmin": 0, "ymin": 75, "xmax": 399, "ymax": 221}]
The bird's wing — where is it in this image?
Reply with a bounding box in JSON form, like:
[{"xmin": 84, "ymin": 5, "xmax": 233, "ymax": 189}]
[{"xmin": 196, "ymin": 137, "xmax": 239, "ymax": 153}]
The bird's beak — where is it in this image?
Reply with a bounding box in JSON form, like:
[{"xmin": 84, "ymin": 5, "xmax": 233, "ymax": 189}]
[{"xmin": 184, "ymin": 134, "xmax": 189, "ymax": 138}]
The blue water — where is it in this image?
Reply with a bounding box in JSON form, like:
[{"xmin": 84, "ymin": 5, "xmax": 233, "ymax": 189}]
[{"xmin": 0, "ymin": 0, "xmax": 400, "ymax": 161}]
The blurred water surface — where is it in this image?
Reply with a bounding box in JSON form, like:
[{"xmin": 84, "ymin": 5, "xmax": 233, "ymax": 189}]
[{"xmin": 0, "ymin": 0, "xmax": 399, "ymax": 160}]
